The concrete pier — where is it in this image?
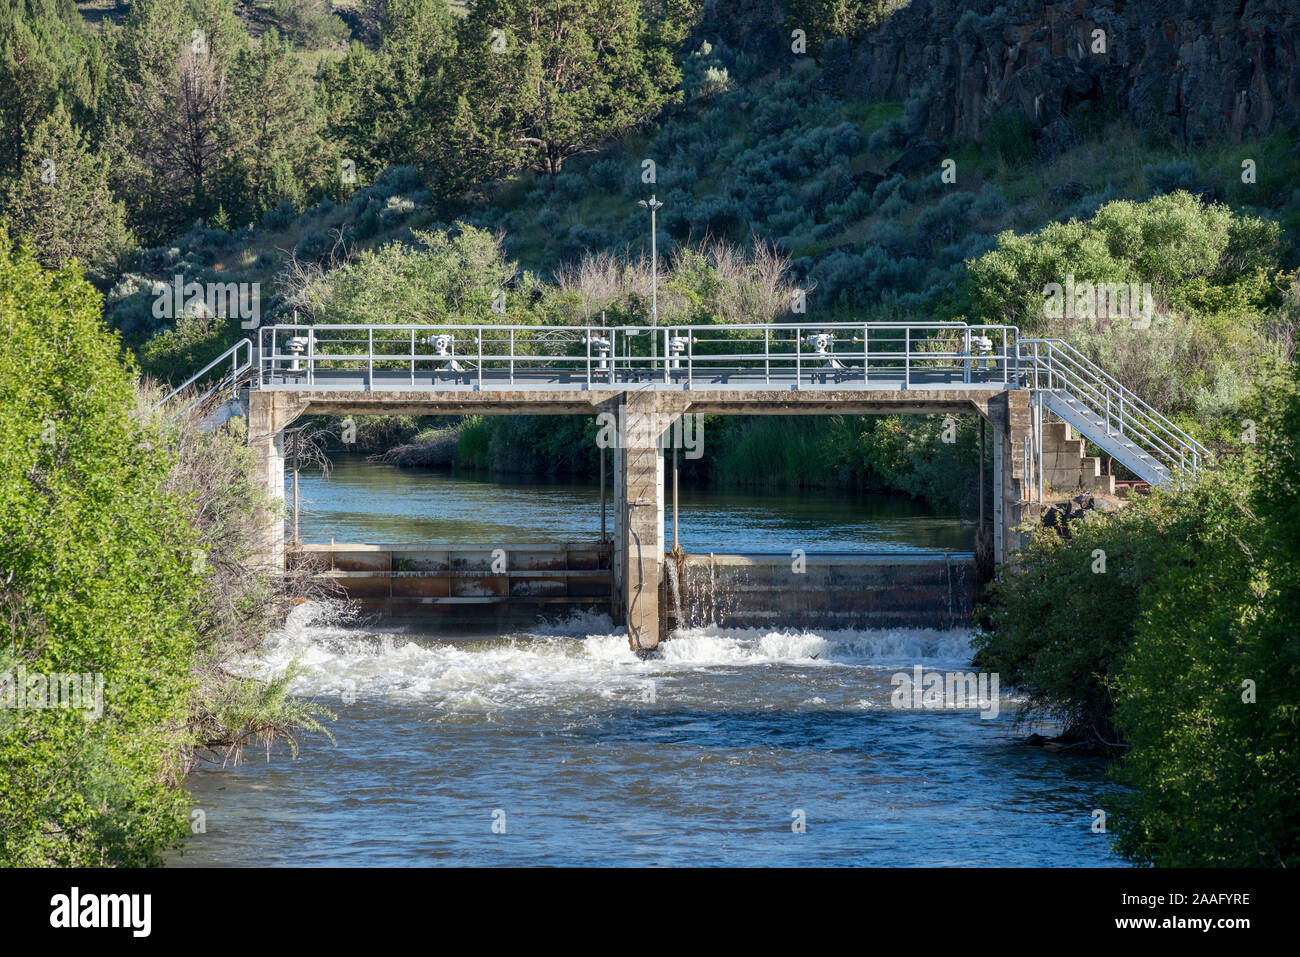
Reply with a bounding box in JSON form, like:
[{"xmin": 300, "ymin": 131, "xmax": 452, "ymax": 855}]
[
  {"xmin": 613, "ymin": 391, "xmax": 690, "ymax": 650},
  {"xmin": 247, "ymin": 390, "xmax": 298, "ymax": 573},
  {"xmin": 987, "ymin": 390, "xmax": 1031, "ymax": 565},
  {"xmin": 246, "ymin": 386, "xmax": 1034, "ymax": 647}
]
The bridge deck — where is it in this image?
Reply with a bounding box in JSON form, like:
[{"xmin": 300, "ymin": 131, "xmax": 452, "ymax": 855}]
[
  {"xmin": 257, "ymin": 366, "xmax": 1015, "ymax": 394},
  {"xmin": 255, "ymin": 386, "xmax": 1010, "ymax": 418}
]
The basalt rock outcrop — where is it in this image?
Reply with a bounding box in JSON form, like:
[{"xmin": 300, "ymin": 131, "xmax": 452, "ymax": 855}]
[{"xmin": 698, "ymin": 0, "xmax": 1299, "ymax": 147}]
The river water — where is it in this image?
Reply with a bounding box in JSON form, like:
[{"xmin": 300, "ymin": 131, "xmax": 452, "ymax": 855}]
[
  {"xmin": 287, "ymin": 454, "xmax": 974, "ymax": 553},
  {"xmin": 169, "ymin": 457, "xmax": 1120, "ymax": 867}
]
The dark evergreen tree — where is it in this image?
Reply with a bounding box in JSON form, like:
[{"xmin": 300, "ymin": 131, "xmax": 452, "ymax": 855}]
[
  {"xmin": 217, "ymin": 29, "xmax": 330, "ymax": 225},
  {"xmin": 103, "ymin": 0, "xmax": 248, "ymax": 242},
  {"xmin": 1, "ymin": 101, "xmax": 130, "ymax": 279},
  {"xmin": 318, "ymin": 0, "xmax": 458, "ymax": 186},
  {"xmin": 425, "ymin": 0, "xmax": 688, "ymax": 193},
  {"xmin": 0, "ymin": 0, "xmax": 107, "ymax": 178}
]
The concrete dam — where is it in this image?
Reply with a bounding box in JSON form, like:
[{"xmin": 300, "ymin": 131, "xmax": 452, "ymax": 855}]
[
  {"xmin": 290, "ymin": 542, "xmax": 977, "ymax": 635},
  {"xmin": 162, "ymin": 319, "xmax": 1207, "ymax": 649}
]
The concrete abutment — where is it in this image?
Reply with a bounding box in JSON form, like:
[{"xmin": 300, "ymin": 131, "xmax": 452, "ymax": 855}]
[{"xmin": 247, "ymin": 391, "xmax": 307, "ymax": 574}]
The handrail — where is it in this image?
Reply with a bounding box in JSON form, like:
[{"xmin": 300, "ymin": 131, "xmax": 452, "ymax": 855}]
[
  {"xmin": 1023, "ymin": 338, "xmax": 1207, "ymax": 451},
  {"xmin": 1024, "ymin": 339, "xmax": 1208, "ymax": 457},
  {"xmin": 254, "ymin": 321, "xmax": 1020, "ymax": 393},
  {"xmin": 153, "ymin": 338, "xmax": 253, "ymax": 410},
  {"xmin": 1035, "ymin": 359, "xmax": 1184, "ymax": 466},
  {"xmin": 1031, "ymin": 347, "xmax": 1176, "ymax": 452},
  {"xmin": 249, "ymin": 321, "xmax": 974, "ymax": 331},
  {"xmin": 1019, "ymin": 337, "xmax": 1208, "ymax": 480}
]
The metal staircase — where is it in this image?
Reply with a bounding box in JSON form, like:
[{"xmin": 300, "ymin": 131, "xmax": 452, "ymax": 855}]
[{"xmin": 1019, "ymin": 338, "xmax": 1209, "ymax": 486}]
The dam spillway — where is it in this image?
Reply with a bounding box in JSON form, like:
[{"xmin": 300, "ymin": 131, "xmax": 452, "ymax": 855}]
[
  {"xmin": 662, "ymin": 551, "xmax": 976, "ymax": 634},
  {"xmin": 292, "ymin": 542, "xmax": 976, "ymax": 635}
]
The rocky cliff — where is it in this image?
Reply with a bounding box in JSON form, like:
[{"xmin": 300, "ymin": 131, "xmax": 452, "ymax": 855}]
[{"xmin": 700, "ymin": 0, "xmax": 1300, "ymax": 149}]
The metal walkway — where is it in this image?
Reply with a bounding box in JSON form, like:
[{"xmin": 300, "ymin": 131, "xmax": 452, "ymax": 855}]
[{"xmin": 164, "ymin": 320, "xmax": 1209, "ymax": 486}]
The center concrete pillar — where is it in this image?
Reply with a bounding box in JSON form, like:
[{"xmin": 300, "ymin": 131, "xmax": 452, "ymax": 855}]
[
  {"xmin": 247, "ymin": 391, "xmax": 306, "ymax": 574},
  {"xmin": 616, "ymin": 390, "xmax": 687, "ymax": 651},
  {"xmin": 986, "ymin": 390, "xmax": 1032, "ymax": 565}
]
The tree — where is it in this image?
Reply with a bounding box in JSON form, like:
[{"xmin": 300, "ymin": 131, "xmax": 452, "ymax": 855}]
[
  {"xmin": 104, "ymin": 0, "xmax": 248, "ymax": 241},
  {"xmin": 783, "ymin": 1, "xmax": 904, "ymax": 48},
  {"xmin": 1, "ymin": 102, "xmax": 130, "ymax": 279},
  {"xmin": 964, "ymin": 192, "xmax": 1282, "ymax": 331},
  {"xmin": 0, "ymin": 0, "xmax": 107, "ymax": 179},
  {"xmin": 1111, "ymin": 370, "xmax": 1300, "ymax": 865},
  {"xmin": 317, "ymin": 41, "xmax": 389, "ymax": 184},
  {"xmin": 961, "ymin": 192, "xmax": 1283, "ymax": 420},
  {"xmin": 0, "ymin": 227, "xmax": 202, "ymax": 865},
  {"xmin": 382, "ymin": 0, "xmax": 459, "ymax": 163},
  {"xmin": 217, "ymin": 29, "xmax": 329, "ymax": 224},
  {"xmin": 975, "ymin": 362, "xmax": 1300, "ymax": 864},
  {"xmin": 318, "ymin": 0, "xmax": 458, "ymax": 183},
  {"xmin": 0, "ymin": 227, "xmax": 333, "ymax": 865},
  {"xmin": 306, "ymin": 223, "xmax": 534, "ymax": 324},
  {"xmin": 267, "ymin": 0, "xmax": 348, "ymax": 48},
  {"xmin": 429, "ymin": 0, "xmax": 686, "ymax": 190}
]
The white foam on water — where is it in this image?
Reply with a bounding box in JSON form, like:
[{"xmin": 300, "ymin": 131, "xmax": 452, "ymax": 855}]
[
  {"xmin": 236, "ymin": 602, "xmax": 645, "ymax": 708},
  {"xmin": 527, "ymin": 607, "xmax": 620, "ymax": 638},
  {"xmin": 658, "ymin": 623, "xmax": 974, "ymax": 668},
  {"xmin": 237, "ymin": 601, "xmax": 978, "ymax": 710}
]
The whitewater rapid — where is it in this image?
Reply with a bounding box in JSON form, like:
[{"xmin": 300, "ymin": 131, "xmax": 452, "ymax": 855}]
[
  {"xmin": 234, "ymin": 601, "xmax": 1000, "ymax": 715},
  {"xmin": 170, "ymin": 600, "xmax": 1111, "ymax": 868}
]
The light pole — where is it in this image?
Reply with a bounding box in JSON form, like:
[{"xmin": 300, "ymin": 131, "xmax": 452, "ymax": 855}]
[{"xmin": 638, "ymin": 195, "xmax": 663, "ymax": 372}]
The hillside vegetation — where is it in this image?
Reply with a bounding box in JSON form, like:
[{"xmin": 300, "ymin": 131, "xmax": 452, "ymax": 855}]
[{"xmin": 5, "ymin": 0, "xmax": 1288, "ymax": 507}]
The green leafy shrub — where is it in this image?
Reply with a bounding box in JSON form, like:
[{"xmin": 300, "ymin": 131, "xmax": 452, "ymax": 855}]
[
  {"xmin": 139, "ymin": 315, "xmax": 240, "ymax": 383},
  {"xmin": 916, "ymin": 191, "xmax": 976, "ymax": 244},
  {"xmin": 293, "ymin": 228, "xmax": 333, "ymax": 263},
  {"xmin": 868, "ymin": 118, "xmax": 907, "ymax": 153},
  {"xmin": 975, "ymin": 370, "xmax": 1300, "ymax": 865},
  {"xmin": 970, "ymin": 183, "xmax": 1008, "ymax": 220},
  {"xmin": 268, "ymin": 0, "xmax": 347, "ymax": 48},
  {"xmin": 1143, "ymin": 159, "xmax": 1202, "ymax": 196},
  {"xmin": 260, "ymin": 199, "xmax": 298, "ymax": 232},
  {"xmin": 307, "ymin": 223, "xmax": 536, "ymax": 324},
  {"xmin": 587, "ymin": 159, "xmax": 623, "ymax": 192},
  {"xmin": 962, "ymin": 191, "xmax": 1285, "ymax": 422},
  {"xmin": 0, "ymin": 230, "xmax": 202, "ymax": 865},
  {"xmin": 379, "ymin": 195, "xmax": 416, "ymax": 226},
  {"xmin": 1110, "ymin": 372, "xmax": 1300, "ymax": 866},
  {"xmin": 326, "ymin": 415, "xmax": 423, "ymax": 454},
  {"xmin": 974, "ymin": 488, "xmax": 1199, "ymax": 745}
]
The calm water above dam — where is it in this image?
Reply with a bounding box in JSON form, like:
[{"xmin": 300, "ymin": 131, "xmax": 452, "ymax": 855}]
[
  {"xmin": 168, "ymin": 458, "xmax": 1119, "ymax": 867},
  {"xmin": 287, "ymin": 454, "xmax": 974, "ymax": 553}
]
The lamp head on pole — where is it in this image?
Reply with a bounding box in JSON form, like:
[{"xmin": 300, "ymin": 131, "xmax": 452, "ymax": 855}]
[{"xmin": 638, "ymin": 196, "xmax": 664, "ymax": 211}]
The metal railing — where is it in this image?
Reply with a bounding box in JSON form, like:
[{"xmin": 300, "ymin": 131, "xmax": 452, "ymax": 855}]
[
  {"xmin": 254, "ymin": 322, "xmax": 1021, "ymax": 391},
  {"xmin": 154, "ymin": 338, "xmax": 254, "ymax": 412},
  {"xmin": 1019, "ymin": 337, "xmax": 1210, "ymax": 481},
  {"xmin": 147, "ymin": 321, "xmax": 1207, "ymax": 486}
]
